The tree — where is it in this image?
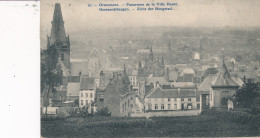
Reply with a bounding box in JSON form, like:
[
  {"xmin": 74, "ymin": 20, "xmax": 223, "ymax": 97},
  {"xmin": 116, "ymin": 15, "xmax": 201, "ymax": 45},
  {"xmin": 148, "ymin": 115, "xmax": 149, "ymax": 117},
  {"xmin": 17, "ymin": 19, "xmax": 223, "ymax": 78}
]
[
  {"xmin": 41, "ymin": 44, "xmax": 63, "ymax": 118},
  {"xmin": 235, "ymin": 81, "xmax": 257, "ymax": 108}
]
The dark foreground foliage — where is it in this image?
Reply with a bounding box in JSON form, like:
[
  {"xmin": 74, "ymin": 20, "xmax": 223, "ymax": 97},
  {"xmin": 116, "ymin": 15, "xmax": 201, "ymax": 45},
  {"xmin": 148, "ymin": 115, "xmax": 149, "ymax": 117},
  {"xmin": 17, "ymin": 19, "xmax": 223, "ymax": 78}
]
[
  {"xmin": 41, "ymin": 114, "xmax": 259, "ymax": 137},
  {"xmin": 201, "ymin": 108, "xmax": 257, "ymax": 124}
]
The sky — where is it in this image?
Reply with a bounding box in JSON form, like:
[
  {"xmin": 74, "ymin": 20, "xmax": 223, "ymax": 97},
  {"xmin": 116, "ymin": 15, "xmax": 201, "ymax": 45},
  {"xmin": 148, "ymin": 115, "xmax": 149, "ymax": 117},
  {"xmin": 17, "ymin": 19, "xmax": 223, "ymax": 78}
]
[{"xmin": 41, "ymin": 0, "xmax": 260, "ymax": 33}]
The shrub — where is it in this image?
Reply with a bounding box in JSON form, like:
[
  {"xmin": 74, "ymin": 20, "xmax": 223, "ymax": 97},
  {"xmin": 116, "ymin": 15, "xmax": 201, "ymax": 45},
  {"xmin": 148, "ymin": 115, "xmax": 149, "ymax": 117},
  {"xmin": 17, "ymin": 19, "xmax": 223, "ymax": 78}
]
[
  {"xmin": 201, "ymin": 108, "xmax": 256, "ymax": 124},
  {"xmin": 95, "ymin": 107, "xmax": 111, "ymax": 116}
]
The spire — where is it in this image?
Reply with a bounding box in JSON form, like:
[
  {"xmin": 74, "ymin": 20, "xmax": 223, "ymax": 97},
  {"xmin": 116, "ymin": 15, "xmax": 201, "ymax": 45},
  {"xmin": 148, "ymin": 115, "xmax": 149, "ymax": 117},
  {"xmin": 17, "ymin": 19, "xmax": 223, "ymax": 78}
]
[
  {"xmin": 211, "ymin": 60, "xmax": 239, "ymax": 87},
  {"xmin": 161, "ymin": 56, "xmax": 165, "ymax": 67},
  {"xmin": 122, "ymin": 64, "xmax": 130, "ymax": 84},
  {"xmin": 138, "ymin": 61, "xmax": 142, "ymax": 70},
  {"xmin": 149, "ymin": 46, "xmax": 153, "ymax": 62},
  {"xmin": 221, "ymin": 60, "xmax": 231, "ymax": 78},
  {"xmin": 50, "ymin": 3, "xmax": 67, "ymax": 45}
]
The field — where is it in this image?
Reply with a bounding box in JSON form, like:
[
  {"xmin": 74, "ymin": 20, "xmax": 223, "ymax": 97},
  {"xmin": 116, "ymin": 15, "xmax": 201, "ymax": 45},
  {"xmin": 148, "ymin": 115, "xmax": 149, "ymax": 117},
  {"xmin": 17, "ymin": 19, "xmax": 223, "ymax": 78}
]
[{"xmin": 41, "ymin": 114, "xmax": 259, "ymax": 137}]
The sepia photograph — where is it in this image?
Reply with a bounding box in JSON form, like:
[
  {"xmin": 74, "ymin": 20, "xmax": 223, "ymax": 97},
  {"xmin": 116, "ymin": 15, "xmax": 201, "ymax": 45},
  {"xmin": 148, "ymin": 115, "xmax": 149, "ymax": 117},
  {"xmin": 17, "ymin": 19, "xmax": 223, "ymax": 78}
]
[{"xmin": 40, "ymin": 0, "xmax": 260, "ymax": 137}]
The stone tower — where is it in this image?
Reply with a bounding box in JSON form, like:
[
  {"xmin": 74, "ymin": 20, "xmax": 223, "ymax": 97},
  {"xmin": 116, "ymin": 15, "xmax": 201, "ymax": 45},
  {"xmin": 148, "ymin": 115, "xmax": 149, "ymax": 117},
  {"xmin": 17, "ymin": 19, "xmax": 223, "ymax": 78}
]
[{"xmin": 47, "ymin": 3, "xmax": 70, "ymax": 69}]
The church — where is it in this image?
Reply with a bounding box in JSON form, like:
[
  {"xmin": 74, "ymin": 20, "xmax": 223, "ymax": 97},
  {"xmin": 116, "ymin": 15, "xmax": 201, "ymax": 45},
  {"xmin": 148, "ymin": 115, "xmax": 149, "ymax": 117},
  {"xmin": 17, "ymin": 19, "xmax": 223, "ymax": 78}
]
[
  {"xmin": 46, "ymin": 3, "xmax": 94, "ymax": 104},
  {"xmin": 142, "ymin": 46, "xmax": 165, "ymax": 77}
]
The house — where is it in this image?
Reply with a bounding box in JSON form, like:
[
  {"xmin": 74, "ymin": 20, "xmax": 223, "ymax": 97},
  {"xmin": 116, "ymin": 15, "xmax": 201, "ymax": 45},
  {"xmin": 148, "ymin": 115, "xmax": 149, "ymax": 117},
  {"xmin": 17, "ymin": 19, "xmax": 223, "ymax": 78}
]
[
  {"xmin": 103, "ymin": 65, "xmax": 133, "ymax": 116},
  {"xmin": 66, "ymin": 76, "xmax": 80, "ymax": 102},
  {"xmin": 144, "ymin": 85, "xmax": 199, "ymax": 111},
  {"xmin": 79, "ymin": 77, "xmax": 95, "ymax": 108},
  {"xmin": 178, "ymin": 68, "xmax": 195, "ymax": 82},
  {"xmin": 198, "ymin": 60, "xmax": 243, "ymax": 110}
]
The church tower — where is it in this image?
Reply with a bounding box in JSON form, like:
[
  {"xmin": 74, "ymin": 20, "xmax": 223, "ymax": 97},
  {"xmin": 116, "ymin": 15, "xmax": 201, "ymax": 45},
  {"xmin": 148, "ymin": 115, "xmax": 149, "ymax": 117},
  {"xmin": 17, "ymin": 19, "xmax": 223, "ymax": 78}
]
[{"xmin": 47, "ymin": 3, "xmax": 70, "ymax": 69}]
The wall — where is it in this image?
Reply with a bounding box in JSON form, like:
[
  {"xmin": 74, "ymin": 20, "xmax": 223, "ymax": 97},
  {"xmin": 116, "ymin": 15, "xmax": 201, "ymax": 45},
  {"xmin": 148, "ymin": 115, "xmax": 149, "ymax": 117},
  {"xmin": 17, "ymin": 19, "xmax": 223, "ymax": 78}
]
[
  {"xmin": 145, "ymin": 97, "xmax": 198, "ymax": 111},
  {"xmin": 104, "ymin": 83, "xmax": 121, "ymax": 116},
  {"xmin": 212, "ymin": 87, "xmax": 237, "ymax": 108},
  {"xmin": 79, "ymin": 89, "xmax": 95, "ymax": 107},
  {"xmin": 120, "ymin": 94, "xmax": 134, "ymax": 116}
]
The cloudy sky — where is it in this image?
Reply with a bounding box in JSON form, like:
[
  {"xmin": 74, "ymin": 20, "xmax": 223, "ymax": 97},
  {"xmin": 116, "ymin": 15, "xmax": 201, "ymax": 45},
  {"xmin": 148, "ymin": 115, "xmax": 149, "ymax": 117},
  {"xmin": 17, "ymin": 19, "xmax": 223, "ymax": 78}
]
[{"xmin": 41, "ymin": 0, "xmax": 260, "ymax": 33}]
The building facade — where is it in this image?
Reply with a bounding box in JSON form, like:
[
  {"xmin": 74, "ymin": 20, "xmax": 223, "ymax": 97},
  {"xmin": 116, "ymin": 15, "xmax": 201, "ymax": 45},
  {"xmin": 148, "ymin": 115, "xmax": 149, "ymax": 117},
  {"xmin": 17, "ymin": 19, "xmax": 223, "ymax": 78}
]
[
  {"xmin": 79, "ymin": 77, "xmax": 95, "ymax": 108},
  {"xmin": 144, "ymin": 86, "xmax": 199, "ymax": 111}
]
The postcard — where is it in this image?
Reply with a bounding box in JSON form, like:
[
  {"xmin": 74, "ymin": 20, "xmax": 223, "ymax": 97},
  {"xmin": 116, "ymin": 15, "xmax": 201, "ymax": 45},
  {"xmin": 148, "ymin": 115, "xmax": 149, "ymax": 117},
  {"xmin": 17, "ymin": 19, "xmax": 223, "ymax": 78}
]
[{"xmin": 40, "ymin": 0, "xmax": 260, "ymax": 137}]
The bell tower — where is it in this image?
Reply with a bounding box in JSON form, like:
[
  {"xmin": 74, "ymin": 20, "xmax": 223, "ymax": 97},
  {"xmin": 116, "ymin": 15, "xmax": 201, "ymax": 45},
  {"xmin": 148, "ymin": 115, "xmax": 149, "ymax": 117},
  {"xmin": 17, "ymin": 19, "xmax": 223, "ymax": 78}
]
[{"xmin": 47, "ymin": 3, "xmax": 70, "ymax": 69}]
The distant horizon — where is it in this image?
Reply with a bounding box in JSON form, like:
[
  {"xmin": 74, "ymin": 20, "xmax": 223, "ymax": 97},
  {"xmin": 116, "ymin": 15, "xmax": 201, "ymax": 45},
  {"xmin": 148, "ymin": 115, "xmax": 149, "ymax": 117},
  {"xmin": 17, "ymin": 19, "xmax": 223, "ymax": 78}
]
[{"xmin": 41, "ymin": 0, "xmax": 260, "ymax": 33}]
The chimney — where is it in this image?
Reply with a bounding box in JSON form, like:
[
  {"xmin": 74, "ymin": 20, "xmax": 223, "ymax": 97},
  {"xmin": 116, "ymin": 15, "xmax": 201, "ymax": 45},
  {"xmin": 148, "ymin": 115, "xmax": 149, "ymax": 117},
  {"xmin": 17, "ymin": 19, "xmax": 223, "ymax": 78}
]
[
  {"xmin": 150, "ymin": 83, "xmax": 154, "ymax": 89},
  {"xmin": 156, "ymin": 81, "xmax": 160, "ymax": 87}
]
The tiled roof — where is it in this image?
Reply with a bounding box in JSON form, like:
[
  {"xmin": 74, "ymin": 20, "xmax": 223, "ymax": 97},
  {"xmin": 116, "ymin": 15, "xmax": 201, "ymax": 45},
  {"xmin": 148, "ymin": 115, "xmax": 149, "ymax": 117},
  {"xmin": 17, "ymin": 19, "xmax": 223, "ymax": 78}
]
[
  {"xmin": 171, "ymin": 82, "xmax": 194, "ymax": 87},
  {"xmin": 80, "ymin": 77, "xmax": 95, "ymax": 90},
  {"xmin": 146, "ymin": 87, "xmax": 179, "ymax": 98},
  {"xmin": 105, "ymin": 78, "xmax": 129, "ymax": 96},
  {"xmin": 211, "ymin": 61, "xmax": 239, "ymax": 87},
  {"xmin": 131, "ymin": 69, "xmax": 138, "ymax": 76},
  {"xmin": 146, "ymin": 77, "xmax": 170, "ymax": 85},
  {"xmin": 180, "ymin": 68, "xmax": 195, "ymax": 76},
  {"xmin": 146, "ymin": 86, "xmax": 196, "ymax": 98},
  {"xmin": 180, "ymin": 89, "xmax": 196, "ymax": 98},
  {"xmin": 198, "ymin": 74, "xmax": 217, "ymax": 92},
  {"xmin": 169, "ymin": 70, "xmax": 178, "ymax": 81},
  {"xmin": 67, "ymin": 82, "xmax": 80, "ymax": 96},
  {"xmin": 68, "ymin": 76, "xmax": 80, "ymax": 82}
]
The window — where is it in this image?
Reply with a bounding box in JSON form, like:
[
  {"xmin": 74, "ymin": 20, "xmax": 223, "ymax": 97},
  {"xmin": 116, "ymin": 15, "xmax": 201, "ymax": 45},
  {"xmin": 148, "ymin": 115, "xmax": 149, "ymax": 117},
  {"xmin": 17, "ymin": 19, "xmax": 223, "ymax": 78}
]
[
  {"xmin": 91, "ymin": 100, "xmax": 93, "ymax": 103},
  {"xmin": 197, "ymin": 104, "xmax": 200, "ymax": 109},
  {"xmin": 188, "ymin": 98, "xmax": 191, "ymax": 101},
  {"xmin": 174, "ymin": 98, "xmax": 177, "ymax": 102},
  {"xmin": 90, "ymin": 93, "xmax": 93, "ymax": 98},
  {"xmin": 155, "ymin": 104, "xmax": 158, "ymax": 110},
  {"xmin": 174, "ymin": 104, "xmax": 177, "ymax": 109},
  {"xmin": 99, "ymin": 94, "xmax": 104, "ymax": 102},
  {"xmin": 161, "ymin": 104, "xmax": 164, "ymax": 110},
  {"xmin": 148, "ymin": 104, "xmax": 152, "ymax": 110},
  {"xmin": 168, "ymin": 104, "xmax": 171, "ymax": 109},
  {"xmin": 81, "ymin": 100, "xmax": 83, "ymax": 106},
  {"xmin": 122, "ymin": 104, "xmax": 124, "ymax": 112},
  {"xmin": 81, "ymin": 93, "xmax": 83, "ymax": 97},
  {"xmin": 168, "ymin": 98, "xmax": 171, "ymax": 102},
  {"xmin": 131, "ymin": 104, "xmax": 133, "ymax": 108},
  {"xmin": 100, "ymin": 98, "xmax": 104, "ymax": 102},
  {"xmin": 86, "ymin": 100, "xmax": 88, "ymax": 105},
  {"xmin": 86, "ymin": 93, "xmax": 88, "ymax": 97},
  {"xmin": 181, "ymin": 98, "xmax": 184, "ymax": 101},
  {"xmin": 61, "ymin": 53, "xmax": 64, "ymax": 60}
]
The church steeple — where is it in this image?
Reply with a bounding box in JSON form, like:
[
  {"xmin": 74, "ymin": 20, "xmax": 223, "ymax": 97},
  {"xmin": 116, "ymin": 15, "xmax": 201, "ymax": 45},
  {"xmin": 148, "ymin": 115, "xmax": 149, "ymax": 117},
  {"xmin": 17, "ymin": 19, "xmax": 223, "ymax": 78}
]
[
  {"xmin": 149, "ymin": 46, "xmax": 153, "ymax": 62},
  {"xmin": 161, "ymin": 56, "xmax": 165, "ymax": 68},
  {"xmin": 122, "ymin": 64, "xmax": 130, "ymax": 84},
  {"xmin": 50, "ymin": 3, "xmax": 67, "ymax": 45},
  {"xmin": 48, "ymin": 3, "xmax": 70, "ymax": 69}
]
